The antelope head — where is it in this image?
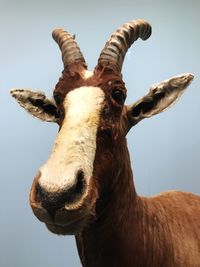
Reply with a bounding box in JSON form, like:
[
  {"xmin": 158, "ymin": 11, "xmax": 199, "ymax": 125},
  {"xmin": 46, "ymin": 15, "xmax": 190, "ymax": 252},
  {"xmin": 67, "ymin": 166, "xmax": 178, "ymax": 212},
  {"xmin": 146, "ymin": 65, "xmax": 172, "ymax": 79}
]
[{"xmin": 11, "ymin": 20, "xmax": 193, "ymax": 235}]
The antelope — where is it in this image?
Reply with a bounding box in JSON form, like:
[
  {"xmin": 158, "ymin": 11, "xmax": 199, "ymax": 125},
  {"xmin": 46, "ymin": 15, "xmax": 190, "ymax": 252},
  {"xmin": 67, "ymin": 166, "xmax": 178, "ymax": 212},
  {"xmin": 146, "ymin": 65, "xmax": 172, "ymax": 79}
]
[{"xmin": 11, "ymin": 19, "xmax": 200, "ymax": 267}]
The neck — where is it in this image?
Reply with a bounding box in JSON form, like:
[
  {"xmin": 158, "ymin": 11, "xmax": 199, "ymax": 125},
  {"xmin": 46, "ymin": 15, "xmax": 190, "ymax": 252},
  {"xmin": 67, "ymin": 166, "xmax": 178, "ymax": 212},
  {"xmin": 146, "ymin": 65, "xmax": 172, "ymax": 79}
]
[{"xmin": 75, "ymin": 139, "xmax": 169, "ymax": 267}]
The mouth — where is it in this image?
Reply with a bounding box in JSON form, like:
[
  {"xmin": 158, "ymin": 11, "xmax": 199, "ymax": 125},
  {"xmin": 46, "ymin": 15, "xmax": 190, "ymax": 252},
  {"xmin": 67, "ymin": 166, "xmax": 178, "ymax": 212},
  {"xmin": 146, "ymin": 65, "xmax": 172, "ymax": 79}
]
[
  {"xmin": 46, "ymin": 215, "xmax": 88, "ymax": 235},
  {"xmin": 29, "ymin": 177, "xmax": 97, "ymax": 235},
  {"xmin": 30, "ymin": 197, "xmax": 93, "ymax": 235}
]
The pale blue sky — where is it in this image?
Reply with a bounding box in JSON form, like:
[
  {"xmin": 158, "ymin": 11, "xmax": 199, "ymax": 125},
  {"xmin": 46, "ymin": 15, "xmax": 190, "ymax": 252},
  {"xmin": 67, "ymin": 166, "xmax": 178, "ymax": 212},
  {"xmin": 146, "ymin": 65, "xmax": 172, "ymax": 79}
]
[{"xmin": 1, "ymin": 0, "xmax": 200, "ymax": 266}]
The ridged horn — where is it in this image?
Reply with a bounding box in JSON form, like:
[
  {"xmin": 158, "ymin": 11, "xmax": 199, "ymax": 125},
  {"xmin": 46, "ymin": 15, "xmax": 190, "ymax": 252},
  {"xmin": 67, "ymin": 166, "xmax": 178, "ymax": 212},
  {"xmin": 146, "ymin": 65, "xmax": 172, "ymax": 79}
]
[
  {"xmin": 52, "ymin": 28, "xmax": 87, "ymax": 69},
  {"xmin": 97, "ymin": 19, "xmax": 152, "ymax": 71}
]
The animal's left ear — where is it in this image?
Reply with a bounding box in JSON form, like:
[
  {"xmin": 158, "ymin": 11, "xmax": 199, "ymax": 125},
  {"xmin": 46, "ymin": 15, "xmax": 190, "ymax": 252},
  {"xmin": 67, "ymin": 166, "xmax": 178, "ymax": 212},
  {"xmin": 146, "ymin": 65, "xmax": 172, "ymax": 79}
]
[
  {"xmin": 10, "ymin": 89, "xmax": 58, "ymax": 122},
  {"xmin": 123, "ymin": 73, "xmax": 194, "ymax": 134}
]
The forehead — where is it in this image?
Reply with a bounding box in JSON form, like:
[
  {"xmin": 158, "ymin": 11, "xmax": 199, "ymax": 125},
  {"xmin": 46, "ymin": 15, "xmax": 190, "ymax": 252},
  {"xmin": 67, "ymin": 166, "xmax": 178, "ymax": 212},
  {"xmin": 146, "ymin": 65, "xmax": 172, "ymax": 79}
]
[
  {"xmin": 54, "ymin": 68, "xmax": 126, "ymax": 100},
  {"xmin": 63, "ymin": 86, "xmax": 105, "ymax": 114}
]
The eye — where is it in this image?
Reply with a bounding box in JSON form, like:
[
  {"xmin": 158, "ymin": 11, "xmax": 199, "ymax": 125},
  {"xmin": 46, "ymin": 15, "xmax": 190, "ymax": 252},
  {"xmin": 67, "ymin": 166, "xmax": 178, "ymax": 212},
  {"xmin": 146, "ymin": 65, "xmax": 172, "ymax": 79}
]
[
  {"xmin": 54, "ymin": 93, "xmax": 61, "ymax": 105},
  {"xmin": 111, "ymin": 89, "xmax": 125, "ymax": 105}
]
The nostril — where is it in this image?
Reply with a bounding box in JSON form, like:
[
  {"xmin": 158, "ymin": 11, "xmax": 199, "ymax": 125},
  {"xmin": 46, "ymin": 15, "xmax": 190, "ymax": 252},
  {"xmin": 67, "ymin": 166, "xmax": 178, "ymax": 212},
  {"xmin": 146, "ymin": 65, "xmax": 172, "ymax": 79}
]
[
  {"xmin": 64, "ymin": 170, "xmax": 86, "ymax": 203},
  {"xmin": 75, "ymin": 170, "xmax": 86, "ymax": 195},
  {"xmin": 35, "ymin": 171, "xmax": 86, "ymax": 215}
]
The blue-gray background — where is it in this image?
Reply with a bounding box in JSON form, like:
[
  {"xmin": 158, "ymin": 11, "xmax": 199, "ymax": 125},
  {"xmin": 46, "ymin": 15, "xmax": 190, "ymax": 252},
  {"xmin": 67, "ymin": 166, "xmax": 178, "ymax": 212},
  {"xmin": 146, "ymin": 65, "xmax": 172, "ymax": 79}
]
[{"xmin": 1, "ymin": 0, "xmax": 200, "ymax": 266}]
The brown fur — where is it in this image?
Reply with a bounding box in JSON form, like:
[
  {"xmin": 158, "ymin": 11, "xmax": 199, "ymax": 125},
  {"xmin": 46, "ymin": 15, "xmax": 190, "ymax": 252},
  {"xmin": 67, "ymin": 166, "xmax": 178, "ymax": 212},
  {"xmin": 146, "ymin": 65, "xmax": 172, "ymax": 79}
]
[
  {"xmin": 52, "ymin": 68, "xmax": 200, "ymax": 267},
  {"xmin": 14, "ymin": 43, "xmax": 197, "ymax": 267},
  {"xmin": 27, "ymin": 65, "xmax": 200, "ymax": 266}
]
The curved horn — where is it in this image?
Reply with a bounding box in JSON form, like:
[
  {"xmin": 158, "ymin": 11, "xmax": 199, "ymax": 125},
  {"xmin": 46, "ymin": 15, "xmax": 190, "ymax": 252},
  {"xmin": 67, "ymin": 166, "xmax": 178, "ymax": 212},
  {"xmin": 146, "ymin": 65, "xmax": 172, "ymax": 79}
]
[
  {"xmin": 97, "ymin": 19, "xmax": 152, "ymax": 71},
  {"xmin": 52, "ymin": 28, "xmax": 87, "ymax": 69}
]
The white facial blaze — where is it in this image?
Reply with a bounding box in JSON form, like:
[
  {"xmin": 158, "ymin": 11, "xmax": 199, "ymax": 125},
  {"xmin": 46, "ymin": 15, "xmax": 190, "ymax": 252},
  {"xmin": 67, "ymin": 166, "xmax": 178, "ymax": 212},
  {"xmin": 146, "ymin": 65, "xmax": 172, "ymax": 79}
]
[{"xmin": 39, "ymin": 87, "xmax": 104, "ymax": 193}]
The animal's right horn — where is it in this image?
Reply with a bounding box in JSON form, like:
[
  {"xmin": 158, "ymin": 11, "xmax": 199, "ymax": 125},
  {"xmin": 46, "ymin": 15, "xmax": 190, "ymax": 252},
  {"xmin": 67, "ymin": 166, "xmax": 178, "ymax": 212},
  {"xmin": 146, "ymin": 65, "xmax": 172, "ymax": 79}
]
[
  {"xmin": 52, "ymin": 29, "xmax": 87, "ymax": 70},
  {"xmin": 97, "ymin": 19, "xmax": 152, "ymax": 71}
]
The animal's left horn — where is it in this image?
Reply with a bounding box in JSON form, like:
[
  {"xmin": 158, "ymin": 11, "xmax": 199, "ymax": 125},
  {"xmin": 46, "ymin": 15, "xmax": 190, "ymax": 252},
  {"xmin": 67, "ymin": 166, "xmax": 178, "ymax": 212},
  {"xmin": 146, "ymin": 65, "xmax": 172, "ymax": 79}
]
[
  {"xmin": 52, "ymin": 29, "xmax": 87, "ymax": 69},
  {"xmin": 97, "ymin": 19, "xmax": 152, "ymax": 71}
]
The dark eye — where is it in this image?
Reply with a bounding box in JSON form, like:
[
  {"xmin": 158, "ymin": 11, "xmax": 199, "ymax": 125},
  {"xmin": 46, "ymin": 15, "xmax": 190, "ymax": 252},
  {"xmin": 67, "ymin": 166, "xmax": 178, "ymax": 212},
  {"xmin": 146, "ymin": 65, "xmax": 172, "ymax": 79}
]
[
  {"xmin": 54, "ymin": 93, "xmax": 61, "ymax": 105},
  {"xmin": 111, "ymin": 89, "xmax": 125, "ymax": 105}
]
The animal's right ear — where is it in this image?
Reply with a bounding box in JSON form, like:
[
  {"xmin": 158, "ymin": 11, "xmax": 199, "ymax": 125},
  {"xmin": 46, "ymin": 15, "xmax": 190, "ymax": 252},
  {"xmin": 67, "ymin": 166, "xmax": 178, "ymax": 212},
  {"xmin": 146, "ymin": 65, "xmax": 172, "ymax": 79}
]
[{"xmin": 10, "ymin": 89, "xmax": 58, "ymax": 122}]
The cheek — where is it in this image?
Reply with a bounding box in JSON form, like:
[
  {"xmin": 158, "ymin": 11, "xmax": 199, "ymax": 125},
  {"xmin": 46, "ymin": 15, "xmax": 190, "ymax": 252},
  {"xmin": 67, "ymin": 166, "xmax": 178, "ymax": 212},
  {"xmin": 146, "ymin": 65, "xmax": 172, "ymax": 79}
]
[
  {"xmin": 93, "ymin": 123, "xmax": 125, "ymax": 190},
  {"xmin": 93, "ymin": 133, "xmax": 116, "ymax": 186}
]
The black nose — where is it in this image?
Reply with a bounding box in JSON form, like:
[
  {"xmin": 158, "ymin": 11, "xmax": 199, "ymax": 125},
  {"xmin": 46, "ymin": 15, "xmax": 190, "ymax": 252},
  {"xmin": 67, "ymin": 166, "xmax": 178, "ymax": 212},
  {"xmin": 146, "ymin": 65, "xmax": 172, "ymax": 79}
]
[{"xmin": 36, "ymin": 170, "xmax": 86, "ymax": 216}]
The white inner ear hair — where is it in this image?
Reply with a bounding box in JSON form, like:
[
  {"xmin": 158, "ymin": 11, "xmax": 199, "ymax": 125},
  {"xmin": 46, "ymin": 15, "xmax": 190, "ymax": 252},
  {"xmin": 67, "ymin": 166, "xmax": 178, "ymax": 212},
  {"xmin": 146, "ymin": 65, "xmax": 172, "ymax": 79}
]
[
  {"xmin": 10, "ymin": 89, "xmax": 57, "ymax": 122},
  {"xmin": 146, "ymin": 73, "xmax": 194, "ymax": 116},
  {"xmin": 130, "ymin": 73, "xmax": 194, "ymax": 119}
]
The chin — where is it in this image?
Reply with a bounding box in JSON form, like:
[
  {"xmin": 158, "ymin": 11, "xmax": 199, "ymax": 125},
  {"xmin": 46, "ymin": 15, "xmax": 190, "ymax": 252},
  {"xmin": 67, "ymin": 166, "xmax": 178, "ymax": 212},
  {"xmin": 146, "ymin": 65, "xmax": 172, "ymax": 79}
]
[{"xmin": 45, "ymin": 218, "xmax": 88, "ymax": 235}]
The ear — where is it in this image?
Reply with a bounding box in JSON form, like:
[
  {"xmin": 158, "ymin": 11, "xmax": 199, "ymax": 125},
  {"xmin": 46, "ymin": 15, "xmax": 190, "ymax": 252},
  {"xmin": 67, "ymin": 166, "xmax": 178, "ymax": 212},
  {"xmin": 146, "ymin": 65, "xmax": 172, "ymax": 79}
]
[
  {"xmin": 123, "ymin": 73, "xmax": 194, "ymax": 134},
  {"xmin": 10, "ymin": 89, "xmax": 58, "ymax": 122}
]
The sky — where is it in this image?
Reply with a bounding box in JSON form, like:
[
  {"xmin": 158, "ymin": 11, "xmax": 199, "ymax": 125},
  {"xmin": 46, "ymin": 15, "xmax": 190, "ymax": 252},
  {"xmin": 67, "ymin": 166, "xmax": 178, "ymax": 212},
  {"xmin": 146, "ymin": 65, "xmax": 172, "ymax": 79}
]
[{"xmin": 1, "ymin": 0, "xmax": 200, "ymax": 266}]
